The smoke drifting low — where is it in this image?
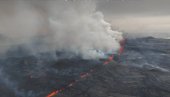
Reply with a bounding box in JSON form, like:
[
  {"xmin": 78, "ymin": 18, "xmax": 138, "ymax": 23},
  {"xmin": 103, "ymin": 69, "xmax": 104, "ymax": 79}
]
[{"xmin": 0, "ymin": 0, "xmax": 123, "ymax": 59}]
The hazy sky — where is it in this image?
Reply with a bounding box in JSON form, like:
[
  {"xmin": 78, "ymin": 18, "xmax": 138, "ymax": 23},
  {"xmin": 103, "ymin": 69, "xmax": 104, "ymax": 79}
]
[
  {"xmin": 97, "ymin": 0, "xmax": 170, "ymax": 38},
  {"xmin": 0, "ymin": 0, "xmax": 170, "ymax": 38}
]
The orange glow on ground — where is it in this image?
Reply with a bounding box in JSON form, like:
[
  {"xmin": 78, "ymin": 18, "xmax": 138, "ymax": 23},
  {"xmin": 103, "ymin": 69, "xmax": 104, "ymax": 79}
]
[
  {"xmin": 46, "ymin": 38, "xmax": 126, "ymax": 97},
  {"xmin": 119, "ymin": 38, "xmax": 126, "ymax": 55},
  {"xmin": 46, "ymin": 90, "xmax": 59, "ymax": 97}
]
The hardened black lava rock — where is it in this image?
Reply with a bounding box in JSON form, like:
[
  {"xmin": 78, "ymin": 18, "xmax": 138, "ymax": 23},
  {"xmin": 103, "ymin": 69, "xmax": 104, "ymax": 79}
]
[
  {"xmin": 0, "ymin": 48, "xmax": 102, "ymax": 97},
  {"xmin": 56, "ymin": 37, "xmax": 170, "ymax": 97},
  {"xmin": 1, "ymin": 37, "xmax": 170, "ymax": 97},
  {"xmin": 57, "ymin": 62, "xmax": 170, "ymax": 97}
]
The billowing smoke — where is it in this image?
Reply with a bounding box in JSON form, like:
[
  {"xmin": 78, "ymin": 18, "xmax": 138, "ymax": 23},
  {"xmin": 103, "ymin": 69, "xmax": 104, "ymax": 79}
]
[{"xmin": 0, "ymin": 0, "xmax": 123, "ymax": 59}]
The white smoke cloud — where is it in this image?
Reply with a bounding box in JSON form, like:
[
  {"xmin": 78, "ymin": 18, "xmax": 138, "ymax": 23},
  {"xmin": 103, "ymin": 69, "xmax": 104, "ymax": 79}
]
[
  {"xmin": 0, "ymin": 0, "xmax": 123, "ymax": 59},
  {"xmin": 108, "ymin": 15, "xmax": 170, "ymax": 38}
]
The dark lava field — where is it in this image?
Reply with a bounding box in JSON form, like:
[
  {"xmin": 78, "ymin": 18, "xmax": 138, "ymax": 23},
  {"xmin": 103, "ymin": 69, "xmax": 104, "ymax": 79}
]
[{"xmin": 1, "ymin": 37, "xmax": 170, "ymax": 97}]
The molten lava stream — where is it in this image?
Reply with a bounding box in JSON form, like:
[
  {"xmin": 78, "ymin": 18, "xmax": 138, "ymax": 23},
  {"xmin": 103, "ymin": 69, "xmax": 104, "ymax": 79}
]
[
  {"xmin": 46, "ymin": 55, "xmax": 116, "ymax": 97},
  {"xmin": 46, "ymin": 38, "xmax": 126, "ymax": 97},
  {"xmin": 46, "ymin": 90, "xmax": 59, "ymax": 97},
  {"xmin": 119, "ymin": 38, "xmax": 126, "ymax": 54},
  {"xmin": 104, "ymin": 54, "xmax": 114, "ymax": 65}
]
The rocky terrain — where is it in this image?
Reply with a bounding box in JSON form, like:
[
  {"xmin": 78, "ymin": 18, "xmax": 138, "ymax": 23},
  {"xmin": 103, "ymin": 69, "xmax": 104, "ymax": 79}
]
[
  {"xmin": 57, "ymin": 37, "xmax": 170, "ymax": 97},
  {"xmin": 0, "ymin": 37, "xmax": 170, "ymax": 97}
]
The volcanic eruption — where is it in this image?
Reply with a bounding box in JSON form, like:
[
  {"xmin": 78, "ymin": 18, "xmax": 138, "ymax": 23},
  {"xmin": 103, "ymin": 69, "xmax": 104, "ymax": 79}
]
[
  {"xmin": 0, "ymin": 0, "xmax": 124, "ymax": 97},
  {"xmin": 0, "ymin": 0, "xmax": 123, "ymax": 59}
]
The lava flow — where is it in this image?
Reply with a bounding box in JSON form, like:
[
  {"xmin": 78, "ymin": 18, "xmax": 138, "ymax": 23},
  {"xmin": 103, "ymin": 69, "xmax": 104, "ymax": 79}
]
[
  {"xmin": 46, "ymin": 69, "xmax": 94, "ymax": 97},
  {"xmin": 46, "ymin": 38, "xmax": 126, "ymax": 97},
  {"xmin": 119, "ymin": 38, "xmax": 126, "ymax": 55},
  {"xmin": 104, "ymin": 54, "xmax": 114, "ymax": 65},
  {"xmin": 46, "ymin": 90, "xmax": 59, "ymax": 97}
]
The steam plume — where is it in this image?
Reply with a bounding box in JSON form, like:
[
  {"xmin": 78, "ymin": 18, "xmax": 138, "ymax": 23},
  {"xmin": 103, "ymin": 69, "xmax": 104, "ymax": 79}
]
[{"xmin": 0, "ymin": 0, "xmax": 123, "ymax": 59}]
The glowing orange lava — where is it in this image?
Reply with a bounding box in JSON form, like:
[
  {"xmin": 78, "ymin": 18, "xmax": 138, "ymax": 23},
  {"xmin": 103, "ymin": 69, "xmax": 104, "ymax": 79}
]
[
  {"xmin": 46, "ymin": 90, "xmax": 59, "ymax": 97},
  {"xmin": 104, "ymin": 54, "xmax": 114, "ymax": 65},
  {"xmin": 118, "ymin": 38, "xmax": 126, "ymax": 55},
  {"xmin": 46, "ymin": 38, "xmax": 126, "ymax": 97}
]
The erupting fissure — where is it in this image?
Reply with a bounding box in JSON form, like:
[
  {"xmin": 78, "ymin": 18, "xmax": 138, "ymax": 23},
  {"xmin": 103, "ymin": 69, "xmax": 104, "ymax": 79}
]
[
  {"xmin": 46, "ymin": 91, "xmax": 59, "ymax": 97},
  {"xmin": 118, "ymin": 38, "xmax": 126, "ymax": 55},
  {"xmin": 46, "ymin": 38, "xmax": 126, "ymax": 97}
]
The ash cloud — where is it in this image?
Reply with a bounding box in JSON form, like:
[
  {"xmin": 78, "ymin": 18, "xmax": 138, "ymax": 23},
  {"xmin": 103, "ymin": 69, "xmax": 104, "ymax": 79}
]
[{"xmin": 0, "ymin": 0, "xmax": 123, "ymax": 59}]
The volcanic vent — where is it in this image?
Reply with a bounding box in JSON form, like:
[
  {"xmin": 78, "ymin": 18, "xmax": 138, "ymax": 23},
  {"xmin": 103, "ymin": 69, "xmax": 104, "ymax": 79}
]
[{"xmin": 0, "ymin": 0, "xmax": 124, "ymax": 97}]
